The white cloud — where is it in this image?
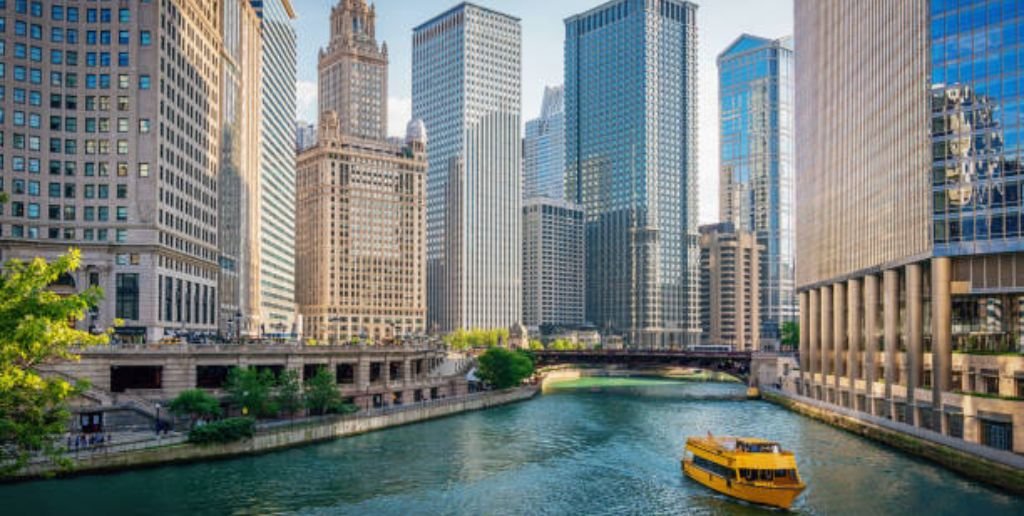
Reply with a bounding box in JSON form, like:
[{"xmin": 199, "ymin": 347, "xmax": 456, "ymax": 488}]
[
  {"xmin": 296, "ymin": 80, "xmax": 317, "ymax": 123},
  {"xmin": 387, "ymin": 96, "xmax": 412, "ymax": 138}
]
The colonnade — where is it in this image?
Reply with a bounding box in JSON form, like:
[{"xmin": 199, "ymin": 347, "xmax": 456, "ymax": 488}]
[{"xmin": 798, "ymin": 257, "xmax": 953, "ymax": 432}]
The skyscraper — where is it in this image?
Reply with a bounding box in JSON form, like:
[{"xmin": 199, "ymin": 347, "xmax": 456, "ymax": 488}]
[
  {"xmin": 413, "ymin": 3, "xmax": 522, "ymax": 333},
  {"xmin": 296, "ymin": 0, "xmax": 427, "ymax": 344},
  {"xmin": 795, "ymin": 0, "xmax": 1023, "ymax": 452},
  {"xmin": 565, "ymin": 0, "xmax": 700, "ymax": 348},
  {"xmin": 0, "ymin": 0, "xmax": 224, "ymax": 343},
  {"xmin": 717, "ymin": 34, "xmax": 795, "ymax": 347},
  {"xmin": 522, "ymin": 198, "xmax": 585, "ymax": 329},
  {"xmin": 317, "ymin": 0, "xmax": 387, "ymax": 141},
  {"xmin": 699, "ymin": 222, "xmax": 761, "ymax": 351},
  {"xmin": 219, "ymin": 0, "xmax": 265, "ymax": 341},
  {"xmin": 295, "ymin": 120, "xmax": 316, "ymax": 152},
  {"xmin": 524, "ymin": 85, "xmax": 566, "ymax": 200},
  {"xmin": 250, "ymin": 0, "xmax": 298, "ymax": 338}
]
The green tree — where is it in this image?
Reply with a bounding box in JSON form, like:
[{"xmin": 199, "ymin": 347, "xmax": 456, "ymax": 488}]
[
  {"xmin": 781, "ymin": 321, "xmax": 799, "ymax": 351},
  {"xmin": 476, "ymin": 348, "xmax": 535, "ymax": 389},
  {"xmin": 528, "ymin": 339, "xmax": 544, "ymax": 351},
  {"xmin": 225, "ymin": 367, "xmax": 278, "ymax": 418},
  {"xmin": 303, "ymin": 368, "xmax": 349, "ymax": 416},
  {"xmin": 168, "ymin": 389, "xmax": 221, "ymax": 428},
  {"xmin": 0, "ymin": 249, "xmax": 112, "ymax": 475},
  {"xmin": 275, "ymin": 369, "xmax": 303, "ymax": 418}
]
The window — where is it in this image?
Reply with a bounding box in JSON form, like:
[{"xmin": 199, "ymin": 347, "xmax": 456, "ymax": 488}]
[
  {"xmin": 116, "ymin": 206, "xmax": 127, "ymax": 221},
  {"xmin": 117, "ymin": 118, "xmax": 128, "ymax": 132},
  {"xmin": 67, "ymin": 7, "xmax": 78, "ymax": 23},
  {"xmin": 118, "ymin": 30, "xmax": 128, "ymax": 45},
  {"xmin": 117, "ymin": 52, "xmax": 127, "ymax": 67},
  {"xmin": 138, "ymin": 163, "xmax": 149, "ymax": 177},
  {"xmin": 115, "ymin": 273, "xmax": 139, "ymax": 320},
  {"xmin": 140, "ymin": 31, "xmax": 151, "ymax": 46},
  {"xmin": 118, "ymin": 9, "xmax": 129, "ymax": 23},
  {"xmin": 139, "ymin": 119, "xmax": 150, "ymax": 133},
  {"xmin": 118, "ymin": 74, "xmax": 128, "ymax": 89},
  {"xmin": 116, "ymin": 184, "xmax": 127, "ymax": 199},
  {"xmin": 138, "ymin": 75, "xmax": 150, "ymax": 90}
]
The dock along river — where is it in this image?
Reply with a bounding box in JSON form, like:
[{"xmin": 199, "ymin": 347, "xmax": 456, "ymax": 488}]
[{"xmin": 1, "ymin": 378, "xmax": 1018, "ymax": 515}]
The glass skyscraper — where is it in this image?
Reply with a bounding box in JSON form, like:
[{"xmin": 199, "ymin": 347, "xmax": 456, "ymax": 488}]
[
  {"xmin": 251, "ymin": 0, "xmax": 298, "ymax": 338},
  {"xmin": 717, "ymin": 34, "xmax": 796, "ymax": 346},
  {"xmin": 931, "ymin": 0, "xmax": 1024, "ymax": 257},
  {"xmin": 565, "ymin": 0, "xmax": 700, "ymax": 348},
  {"xmin": 413, "ymin": 3, "xmax": 522, "ymax": 333},
  {"xmin": 524, "ymin": 85, "xmax": 566, "ymax": 200}
]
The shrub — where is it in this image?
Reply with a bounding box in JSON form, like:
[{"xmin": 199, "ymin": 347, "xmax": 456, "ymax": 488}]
[{"xmin": 187, "ymin": 417, "xmax": 255, "ymax": 445}]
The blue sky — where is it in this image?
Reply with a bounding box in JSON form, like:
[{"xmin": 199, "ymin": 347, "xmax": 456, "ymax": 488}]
[{"xmin": 290, "ymin": 0, "xmax": 792, "ymax": 222}]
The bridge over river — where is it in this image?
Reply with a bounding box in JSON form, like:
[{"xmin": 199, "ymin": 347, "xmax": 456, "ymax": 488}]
[{"xmin": 532, "ymin": 349, "xmax": 789, "ymax": 385}]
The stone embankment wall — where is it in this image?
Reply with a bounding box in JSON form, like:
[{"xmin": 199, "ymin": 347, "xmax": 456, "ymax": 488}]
[
  {"xmin": 13, "ymin": 386, "xmax": 537, "ymax": 481},
  {"xmin": 763, "ymin": 389, "xmax": 1024, "ymax": 495}
]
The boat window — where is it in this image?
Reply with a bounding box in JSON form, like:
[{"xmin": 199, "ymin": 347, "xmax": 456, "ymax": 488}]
[{"xmin": 693, "ymin": 456, "xmax": 736, "ymax": 479}]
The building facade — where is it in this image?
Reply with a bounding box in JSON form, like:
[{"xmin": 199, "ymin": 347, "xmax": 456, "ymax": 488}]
[
  {"xmin": 0, "ymin": 0, "xmax": 224, "ymax": 342},
  {"xmin": 295, "ymin": 120, "xmax": 316, "ymax": 152},
  {"xmin": 523, "ymin": 85, "xmax": 565, "ymax": 200},
  {"xmin": 250, "ymin": 0, "xmax": 298, "ymax": 338},
  {"xmin": 699, "ymin": 223, "xmax": 761, "ymax": 351},
  {"xmin": 794, "ymin": 0, "xmax": 1024, "ymax": 454},
  {"xmin": 296, "ymin": 0, "xmax": 427, "ymax": 344},
  {"xmin": 717, "ymin": 34, "xmax": 795, "ymax": 346},
  {"xmin": 522, "ymin": 198, "xmax": 585, "ymax": 329},
  {"xmin": 218, "ymin": 0, "xmax": 264, "ymax": 341},
  {"xmin": 317, "ymin": 0, "xmax": 387, "ymax": 142},
  {"xmin": 295, "ymin": 116, "xmax": 427, "ymax": 344},
  {"xmin": 412, "ymin": 3, "xmax": 522, "ymax": 333},
  {"xmin": 565, "ymin": 0, "xmax": 700, "ymax": 348}
]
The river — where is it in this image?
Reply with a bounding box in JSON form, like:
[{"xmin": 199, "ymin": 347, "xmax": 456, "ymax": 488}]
[{"xmin": 1, "ymin": 379, "xmax": 1019, "ymax": 515}]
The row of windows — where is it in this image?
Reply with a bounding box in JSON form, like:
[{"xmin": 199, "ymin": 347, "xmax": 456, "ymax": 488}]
[
  {"xmin": 4, "ymin": 202, "xmax": 128, "ymax": 222},
  {"xmin": 0, "ymin": 157, "xmax": 150, "ymax": 177},
  {"xmin": 2, "ymin": 179, "xmax": 129, "ymax": 199},
  {"xmin": 2, "ymin": 225, "xmax": 126, "ymax": 243},
  {"xmin": 0, "ymin": 2, "xmax": 132, "ymax": 24}
]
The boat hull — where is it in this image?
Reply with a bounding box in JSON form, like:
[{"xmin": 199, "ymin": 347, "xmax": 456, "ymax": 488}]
[{"xmin": 682, "ymin": 459, "xmax": 804, "ymax": 510}]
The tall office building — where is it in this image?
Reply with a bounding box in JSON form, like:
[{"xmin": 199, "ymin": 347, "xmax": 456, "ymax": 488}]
[
  {"xmin": 295, "ymin": 120, "xmax": 316, "ymax": 152},
  {"xmin": 219, "ymin": 0, "xmax": 264, "ymax": 340},
  {"xmin": 249, "ymin": 0, "xmax": 298, "ymax": 338},
  {"xmin": 699, "ymin": 223, "xmax": 761, "ymax": 351},
  {"xmin": 717, "ymin": 34, "xmax": 795, "ymax": 346},
  {"xmin": 317, "ymin": 0, "xmax": 387, "ymax": 141},
  {"xmin": 795, "ymin": 0, "xmax": 1023, "ymax": 453},
  {"xmin": 0, "ymin": 0, "xmax": 223, "ymax": 342},
  {"xmin": 565, "ymin": 0, "xmax": 700, "ymax": 348},
  {"xmin": 522, "ymin": 198, "xmax": 585, "ymax": 329},
  {"xmin": 523, "ymin": 85, "xmax": 566, "ymax": 200},
  {"xmin": 413, "ymin": 3, "xmax": 522, "ymax": 333},
  {"xmin": 296, "ymin": 0, "xmax": 427, "ymax": 343}
]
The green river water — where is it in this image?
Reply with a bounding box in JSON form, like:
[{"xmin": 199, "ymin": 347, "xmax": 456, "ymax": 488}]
[{"xmin": 1, "ymin": 378, "xmax": 1019, "ymax": 515}]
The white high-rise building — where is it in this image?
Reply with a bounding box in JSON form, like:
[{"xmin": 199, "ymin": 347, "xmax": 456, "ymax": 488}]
[
  {"xmin": 250, "ymin": 0, "xmax": 298, "ymax": 338},
  {"xmin": 413, "ymin": 3, "xmax": 522, "ymax": 333},
  {"xmin": 524, "ymin": 86, "xmax": 565, "ymax": 200},
  {"xmin": 522, "ymin": 198, "xmax": 585, "ymax": 329}
]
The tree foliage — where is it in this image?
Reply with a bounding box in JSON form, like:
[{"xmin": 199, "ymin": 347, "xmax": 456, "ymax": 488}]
[
  {"xmin": 476, "ymin": 348, "xmax": 535, "ymax": 389},
  {"xmin": 0, "ymin": 249, "xmax": 112, "ymax": 475},
  {"xmin": 444, "ymin": 328, "xmax": 510, "ymax": 350},
  {"xmin": 528, "ymin": 339, "xmax": 544, "ymax": 351},
  {"xmin": 275, "ymin": 369, "xmax": 304, "ymax": 417},
  {"xmin": 187, "ymin": 417, "xmax": 254, "ymax": 445},
  {"xmin": 303, "ymin": 368, "xmax": 353, "ymax": 416},
  {"xmin": 547, "ymin": 338, "xmax": 582, "ymax": 351},
  {"xmin": 225, "ymin": 367, "xmax": 278, "ymax": 419},
  {"xmin": 781, "ymin": 321, "xmax": 799, "ymax": 350},
  {"xmin": 168, "ymin": 389, "xmax": 221, "ymax": 427}
]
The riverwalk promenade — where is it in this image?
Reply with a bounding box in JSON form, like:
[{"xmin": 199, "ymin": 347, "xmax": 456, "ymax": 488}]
[{"xmin": 7, "ymin": 386, "xmax": 538, "ymax": 481}]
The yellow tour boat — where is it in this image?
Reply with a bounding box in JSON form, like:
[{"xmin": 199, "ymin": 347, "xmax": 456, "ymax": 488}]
[{"xmin": 682, "ymin": 434, "xmax": 806, "ymax": 509}]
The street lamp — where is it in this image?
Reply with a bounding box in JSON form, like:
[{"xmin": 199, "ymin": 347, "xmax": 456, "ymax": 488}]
[{"xmin": 154, "ymin": 403, "xmax": 161, "ymax": 435}]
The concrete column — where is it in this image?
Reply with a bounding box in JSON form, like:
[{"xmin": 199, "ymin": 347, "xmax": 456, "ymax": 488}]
[
  {"xmin": 883, "ymin": 269, "xmax": 899, "ymax": 415},
  {"xmin": 864, "ymin": 275, "xmax": 879, "ymax": 406},
  {"xmin": 821, "ymin": 285, "xmax": 833, "ymax": 400},
  {"xmin": 907, "ymin": 263, "xmax": 923, "ymax": 426},
  {"xmin": 809, "ymin": 289, "xmax": 820, "ymax": 384},
  {"xmin": 357, "ymin": 355, "xmax": 370, "ymax": 390},
  {"xmin": 931, "ymin": 257, "xmax": 952, "ymax": 433},
  {"xmin": 799, "ymin": 291, "xmax": 809, "ymax": 394},
  {"xmin": 403, "ymin": 359, "xmax": 412, "ymax": 387},
  {"xmin": 847, "ymin": 278, "xmax": 862, "ymax": 395},
  {"xmin": 833, "ymin": 282, "xmax": 846, "ymax": 394}
]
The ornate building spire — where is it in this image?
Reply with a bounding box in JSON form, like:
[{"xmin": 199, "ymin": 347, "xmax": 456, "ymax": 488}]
[{"xmin": 319, "ymin": 0, "xmax": 388, "ymax": 140}]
